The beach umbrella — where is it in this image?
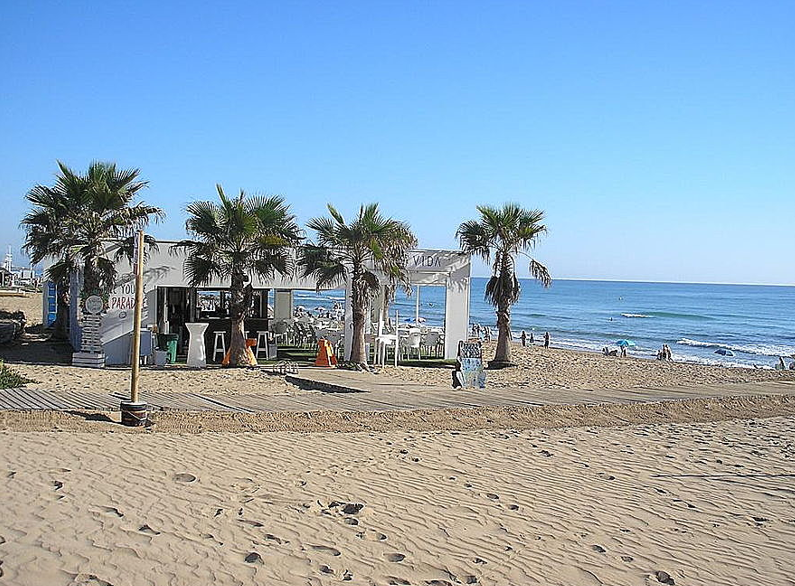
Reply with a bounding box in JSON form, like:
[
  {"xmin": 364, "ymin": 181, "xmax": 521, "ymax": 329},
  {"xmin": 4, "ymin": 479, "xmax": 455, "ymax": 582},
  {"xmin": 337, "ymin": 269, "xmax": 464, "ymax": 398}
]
[
  {"xmin": 403, "ymin": 317, "xmax": 427, "ymax": 324},
  {"xmin": 715, "ymin": 348, "xmax": 734, "ymax": 356},
  {"xmin": 615, "ymin": 339, "xmax": 636, "ymax": 347}
]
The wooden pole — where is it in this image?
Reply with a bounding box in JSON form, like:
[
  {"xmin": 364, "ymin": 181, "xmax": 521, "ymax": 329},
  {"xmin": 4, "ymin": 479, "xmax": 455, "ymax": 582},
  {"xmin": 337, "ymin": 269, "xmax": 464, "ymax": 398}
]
[{"xmin": 129, "ymin": 230, "xmax": 145, "ymax": 403}]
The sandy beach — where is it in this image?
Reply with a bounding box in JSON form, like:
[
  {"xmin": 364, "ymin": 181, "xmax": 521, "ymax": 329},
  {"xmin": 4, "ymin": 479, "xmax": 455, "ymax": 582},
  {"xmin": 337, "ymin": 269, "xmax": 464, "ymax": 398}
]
[
  {"xmin": 0, "ymin": 292, "xmax": 42, "ymax": 326},
  {"xmin": 2, "ymin": 295, "xmax": 795, "ymax": 584},
  {"xmin": 2, "ymin": 294, "xmax": 793, "ymax": 398},
  {"xmin": 1, "ymin": 416, "xmax": 793, "ymax": 585},
  {"xmin": 378, "ymin": 342, "xmax": 795, "ymax": 390}
]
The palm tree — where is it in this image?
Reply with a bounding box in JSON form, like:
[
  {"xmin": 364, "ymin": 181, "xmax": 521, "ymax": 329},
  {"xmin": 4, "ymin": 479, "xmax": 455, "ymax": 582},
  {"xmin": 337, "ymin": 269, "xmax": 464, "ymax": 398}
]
[
  {"xmin": 457, "ymin": 203, "xmax": 551, "ymax": 368},
  {"xmin": 300, "ymin": 204, "xmax": 417, "ymax": 367},
  {"xmin": 21, "ymin": 161, "xmax": 163, "ymax": 338},
  {"xmin": 172, "ymin": 185, "xmax": 302, "ymax": 366}
]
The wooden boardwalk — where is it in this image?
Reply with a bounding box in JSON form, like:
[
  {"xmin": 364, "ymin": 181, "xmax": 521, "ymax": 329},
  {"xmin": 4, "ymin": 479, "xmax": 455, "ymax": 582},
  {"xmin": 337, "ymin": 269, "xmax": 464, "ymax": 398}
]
[{"xmin": 1, "ymin": 370, "xmax": 794, "ymax": 414}]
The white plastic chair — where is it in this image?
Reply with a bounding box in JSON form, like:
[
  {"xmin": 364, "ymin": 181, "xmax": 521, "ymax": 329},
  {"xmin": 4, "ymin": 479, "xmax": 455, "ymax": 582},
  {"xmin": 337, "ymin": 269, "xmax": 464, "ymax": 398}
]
[
  {"xmin": 400, "ymin": 329, "xmax": 422, "ymax": 360},
  {"xmin": 423, "ymin": 331, "xmax": 441, "ymax": 357}
]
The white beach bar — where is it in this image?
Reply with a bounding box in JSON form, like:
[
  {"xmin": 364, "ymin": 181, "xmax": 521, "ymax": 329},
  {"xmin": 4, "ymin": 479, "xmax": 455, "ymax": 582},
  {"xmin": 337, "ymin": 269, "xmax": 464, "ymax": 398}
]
[{"xmin": 47, "ymin": 241, "xmax": 471, "ymax": 365}]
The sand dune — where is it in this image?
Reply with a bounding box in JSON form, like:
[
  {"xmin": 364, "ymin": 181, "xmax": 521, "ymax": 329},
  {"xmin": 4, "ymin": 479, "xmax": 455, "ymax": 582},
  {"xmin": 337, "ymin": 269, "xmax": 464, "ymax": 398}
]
[{"xmin": 2, "ymin": 416, "xmax": 794, "ymax": 585}]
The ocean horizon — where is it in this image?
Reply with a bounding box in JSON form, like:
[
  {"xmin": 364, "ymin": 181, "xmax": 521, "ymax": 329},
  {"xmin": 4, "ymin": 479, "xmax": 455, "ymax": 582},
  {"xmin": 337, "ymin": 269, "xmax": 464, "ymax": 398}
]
[{"xmin": 294, "ymin": 278, "xmax": 795, "ymax": 369}]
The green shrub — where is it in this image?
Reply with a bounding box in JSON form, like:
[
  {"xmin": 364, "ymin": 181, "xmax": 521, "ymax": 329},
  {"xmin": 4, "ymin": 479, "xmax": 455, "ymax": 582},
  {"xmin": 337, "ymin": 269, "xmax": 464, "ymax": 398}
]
[{"xmin": 0, "ymin": 361, "xmax": 32, "ymax": 389}]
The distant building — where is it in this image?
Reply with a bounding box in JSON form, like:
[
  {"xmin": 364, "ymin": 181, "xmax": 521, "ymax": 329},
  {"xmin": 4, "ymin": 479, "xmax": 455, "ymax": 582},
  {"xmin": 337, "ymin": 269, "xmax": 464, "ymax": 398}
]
[
  {"xmin": 0, "ymin": 267, "xmax": 12, "ymax": 288},
  {"xmin": 2, "ymin": 246, "xmax": 40, "ymax": 288}
]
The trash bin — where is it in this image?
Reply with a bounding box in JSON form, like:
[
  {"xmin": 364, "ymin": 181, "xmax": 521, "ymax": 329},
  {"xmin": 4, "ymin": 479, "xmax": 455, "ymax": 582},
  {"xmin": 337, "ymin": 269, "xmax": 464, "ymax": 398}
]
[
  {"xmin": 154, "ymin": 350, "xmax": 168, "ymax": 366},
  {"xmin": 158, "ymin": 333, "xmax": 179, "ymax": 364}
]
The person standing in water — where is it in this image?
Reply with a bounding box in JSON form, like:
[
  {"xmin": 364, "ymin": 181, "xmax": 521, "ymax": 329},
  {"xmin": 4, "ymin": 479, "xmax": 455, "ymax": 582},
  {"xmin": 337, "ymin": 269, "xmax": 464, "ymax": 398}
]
[{"xmin": 544, "ymin": 331, "xmax": 550, "ymax": 348}]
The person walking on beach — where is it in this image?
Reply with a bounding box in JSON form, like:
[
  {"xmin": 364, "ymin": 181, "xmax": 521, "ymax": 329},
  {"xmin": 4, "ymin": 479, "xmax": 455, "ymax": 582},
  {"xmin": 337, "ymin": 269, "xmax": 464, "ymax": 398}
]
[
  {"xmin": 543, "ymin": 331, "xmax": 550, "ymax": 348},
  {"xmin": 520, "ymin": 331, "xmax": 527, "ymax": 347},
  {"xmin": 529, "ymin": 332, "xmax": 535, "ymax": 344}
]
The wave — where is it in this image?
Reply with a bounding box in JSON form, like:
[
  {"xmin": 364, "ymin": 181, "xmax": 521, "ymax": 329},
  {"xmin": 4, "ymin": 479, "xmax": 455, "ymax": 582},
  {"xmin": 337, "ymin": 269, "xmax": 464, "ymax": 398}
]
[
  {"xmin": 644, "ymin": 311, "xmax": 714, "ymax": 321},
  {"xmin": 677, "ymin": 338, "xmax": 795, "ymax": 358},
  {"xmin": 621, "ymin": 313, "xmax": 651, "ymax": 318}
]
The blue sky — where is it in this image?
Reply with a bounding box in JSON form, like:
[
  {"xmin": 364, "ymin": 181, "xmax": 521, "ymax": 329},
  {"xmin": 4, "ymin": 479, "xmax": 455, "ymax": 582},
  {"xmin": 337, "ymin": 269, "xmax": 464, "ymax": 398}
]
[{"xmin": 1, "ymin": 1, "xmax": 793, "ymax": 284}]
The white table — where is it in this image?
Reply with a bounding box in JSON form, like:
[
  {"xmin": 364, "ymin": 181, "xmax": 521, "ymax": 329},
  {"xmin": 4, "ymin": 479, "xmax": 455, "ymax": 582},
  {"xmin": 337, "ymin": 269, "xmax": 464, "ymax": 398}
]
[
  {"xmin": 376, "ymin": 334, "xmax": 398, "ymax": 366},
  {"xmin": 185, "ymin": 322, "xmax": 208, "ymax": 368}
]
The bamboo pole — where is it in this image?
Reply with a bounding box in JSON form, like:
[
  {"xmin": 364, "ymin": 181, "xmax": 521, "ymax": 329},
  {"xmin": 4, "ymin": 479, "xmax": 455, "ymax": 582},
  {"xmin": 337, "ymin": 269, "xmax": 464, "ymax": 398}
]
[{"xmin": 129, "ymin": 230, "xmax": 145, "ymax": 403}]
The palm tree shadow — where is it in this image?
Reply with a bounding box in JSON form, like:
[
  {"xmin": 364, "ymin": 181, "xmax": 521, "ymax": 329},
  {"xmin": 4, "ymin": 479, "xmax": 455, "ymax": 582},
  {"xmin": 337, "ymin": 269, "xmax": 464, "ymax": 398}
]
[{"xmin": 64, "ymin": 410, "xmax": 116, "ymax": 423}]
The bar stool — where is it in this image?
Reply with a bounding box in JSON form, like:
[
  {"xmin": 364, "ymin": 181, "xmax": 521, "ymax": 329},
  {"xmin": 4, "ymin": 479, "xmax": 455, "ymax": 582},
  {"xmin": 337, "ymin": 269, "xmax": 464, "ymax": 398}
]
[
  {"xmin": 255, "ymin": 330, "xmax": 269, "ymax": 360},
  {"xmin": 212, "ymin": 331, "xmax": 226, "ymax": 363}
]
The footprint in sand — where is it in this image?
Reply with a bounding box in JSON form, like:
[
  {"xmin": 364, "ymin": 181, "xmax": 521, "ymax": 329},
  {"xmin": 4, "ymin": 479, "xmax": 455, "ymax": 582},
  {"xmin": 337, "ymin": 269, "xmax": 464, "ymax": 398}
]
[
  {"xmin": 174, "ymin": 473, "xmax": 197, "ymax": 483},
  {"xmin": 245, "ymin": 552, "xmax": 263, "ymax": 564},
  {"xmin": 655, "ymin": 570, "xmax": 675, "ymax": 584},
  {"xmin": 465, "ymin": 576, "xmax": 478, "ymax": 584},
  {"xmin": 201, "ymin": 533, "xmax": 223, "ymax": 546},
  {"xmin": 238, "ymin": 519, "xmax": 264, "ymax": 527},
  {"xmin": 342, "ymin": 503, "xmax": 364, "ymax": 515},
  {"xmin": 97, "ymin": 506, "xmax": 123, "ymax": 518},
  {"xmin": 387, "ymin": 577, "xmax": 410, "ymax": 585},
  {"xmin": 621, "ymin": 555, "xmax": 633, "ymax": 562},
  {"xmin": 53, "ymin": 480, "xmax": 64, "ymax": 490},
  {"xmin": 385, "ymin": 553, "xmax": 405, "ymax": 562},
  {"xmin": 266, "ymin": 533, "xmax": 285, "ymax": 544},
  {"xmin": 591, "ymin": 544, "xmax": 606, "ymax": 553},
  {"xmin": 6, "ymin": 471, "xmax": 15, "ymax": 478},
  {"xmin": 310, "ymin": 544, "xmax": 341, "ymax": 556},
  {"xmin": 344, "ymin": 518, "xmax": 359, "ymax": 526},
  {"xmin": 539, "ymin": 450, "xmax": 553, "ymax": 457},
  {"xmin": 138, "ymin": 524, "xmax": 160, "ymax": 535},
  {"xmin": 486, "ymin": 493, "xmax": 499, "ymax": 500},
  {"xmin": 320, "ymin": 565, "xmax": 334, "ymax": 574},
  {"xmin": 69, "ymin": 573, "xmax": 113, "ymax": 586},
  {"xmin": 508, "ymin": 504, "xmax": 519, "ymax": 511}
]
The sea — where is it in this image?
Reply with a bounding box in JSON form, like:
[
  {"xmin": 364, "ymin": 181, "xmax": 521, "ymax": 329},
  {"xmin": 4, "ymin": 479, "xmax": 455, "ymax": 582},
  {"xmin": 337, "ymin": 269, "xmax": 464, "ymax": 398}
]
[{"xmin": 293, "ymin": 278, "xmax": 795, "ymax": 369}]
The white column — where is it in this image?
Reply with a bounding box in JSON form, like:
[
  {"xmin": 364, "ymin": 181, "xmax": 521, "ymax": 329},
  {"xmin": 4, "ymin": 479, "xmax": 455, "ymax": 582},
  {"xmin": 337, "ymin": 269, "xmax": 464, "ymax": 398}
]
[
  {"xmin": 274, "ymin": 290, "xmax": 293, "ymax": 320},
  {"xmin": 444, "ymin": 263, "xmax": 471, "ymax": 359},
  {"xmin": 343, "ymin": 278, "xmax": 353, "ymax": 361},
  {"xmin": 415, "ymin": 285, "xmax": 421, "ymax": 322}
]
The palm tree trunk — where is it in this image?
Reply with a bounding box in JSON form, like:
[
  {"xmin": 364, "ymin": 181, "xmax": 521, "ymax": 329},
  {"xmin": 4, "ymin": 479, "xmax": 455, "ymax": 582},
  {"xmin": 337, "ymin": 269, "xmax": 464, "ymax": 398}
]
[
  {"xmin": 490, "ymin": 299, "xmax": 513, "ymax": 367},
  {"xmin": 349, "ymin": 269, "xmax": 368, "ymax": 366},
  {"xmin": 227, "ymin": 273, "xmax": 254, "ymax": 366},
  {"xmin": 489, "ymin": 259, "xmax": 515, "ymax": 368},
  {"xmin": 51, "ymin": 287, "xmax": 70, "ymax": 340}
]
